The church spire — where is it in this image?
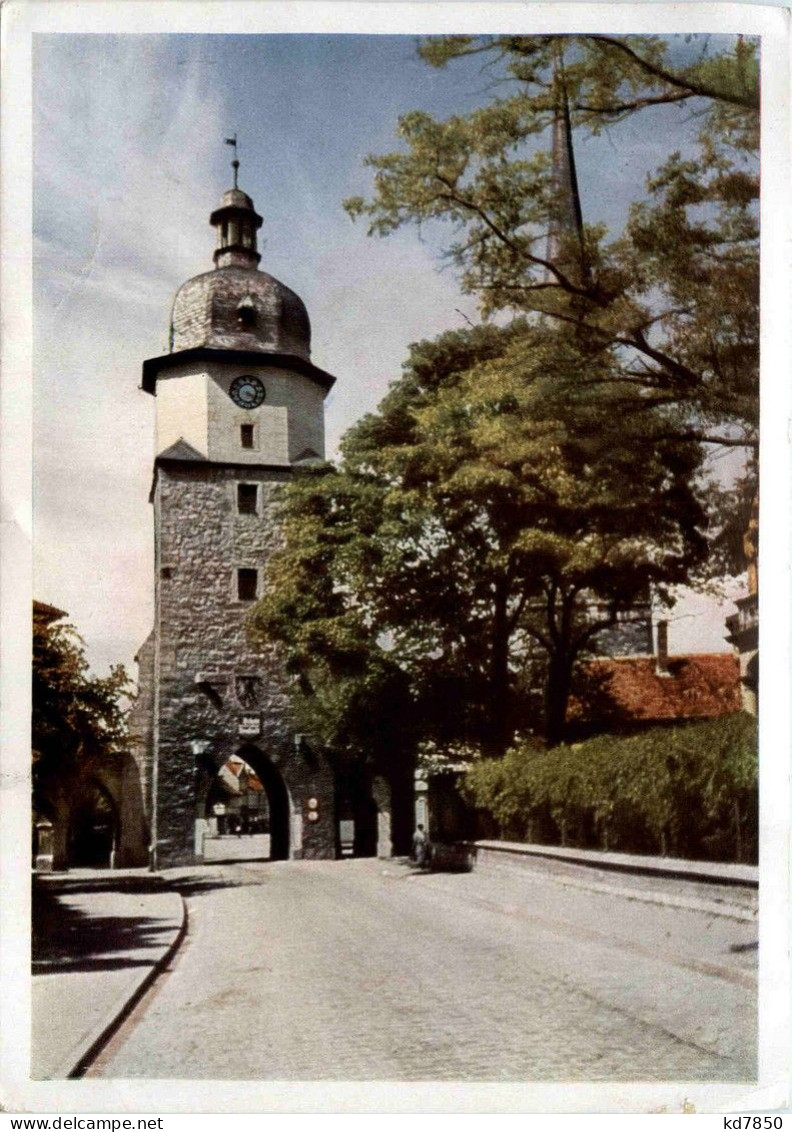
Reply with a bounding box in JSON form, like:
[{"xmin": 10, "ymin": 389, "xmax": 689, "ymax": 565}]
[
  {"xmin": 546, "ymin": 56, "xmax": 587, "ymax": 285},
  {"xmin": 210, "ymin": 137, "xmax": 263, "ymax": 270}
]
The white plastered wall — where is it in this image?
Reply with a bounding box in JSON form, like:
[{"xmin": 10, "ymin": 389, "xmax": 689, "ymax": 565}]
[
  {"xmin": 154, "ymin": 361, "xmax": 327, "ymax": 465},
  {"xmin": 155, "ymin": 369, "xmax": 209, "ymax": 457},
  {"xmin": 206, "ymin": 363, "xmax": 325, "ymax": 465}
]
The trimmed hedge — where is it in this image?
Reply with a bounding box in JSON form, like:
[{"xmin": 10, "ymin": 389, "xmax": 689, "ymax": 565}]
[{"xmin": 463, "ymin": 713, "xmax": 757, "ymax": 863}]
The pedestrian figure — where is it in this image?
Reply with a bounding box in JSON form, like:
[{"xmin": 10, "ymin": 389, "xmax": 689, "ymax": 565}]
[{"xmin": 412, "ymin": 824, "xmax": 429, "ymax": 869}]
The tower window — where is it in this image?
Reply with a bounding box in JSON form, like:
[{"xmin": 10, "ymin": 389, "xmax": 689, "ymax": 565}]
[
  {"xmin": 237, "ymin": 569, "xmax": 258, "ymax": 602},
  {"xmin": 240, "ymin": 424, "xmax": 254, "ymax": 449},
  {"xmin": 237, "ymin": 483, "xmax": 258, "ymax": 515}
]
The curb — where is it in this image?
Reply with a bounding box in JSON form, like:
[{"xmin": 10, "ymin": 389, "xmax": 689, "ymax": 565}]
[
  {"xmin": 471, "ymin": 845, "xmax": 758, "ymax": 923},
  {"xmin": 482, "ymin": 857, "xmax": 757, "ymax": 922},
  {"xmin": 471, "ymin": 841, "xmax": 758, "ymax": 887},
  {"xmin": 65, "ymin": 891, "xmax": 188, "ymax": 1079}
]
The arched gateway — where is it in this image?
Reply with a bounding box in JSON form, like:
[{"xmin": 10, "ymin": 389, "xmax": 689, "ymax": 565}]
[
  {"xmin": 200, "ymin": 745, "xmax": 291, "ymax": 862},
  {"xmin": 68, "ymin": 778, "xmax": 118, "ymax": 868},
  {"xmin": 127, "ymin": 163, "xmax": 410, "ymax": 868}
]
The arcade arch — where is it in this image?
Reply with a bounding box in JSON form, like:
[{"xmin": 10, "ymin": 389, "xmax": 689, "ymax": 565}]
[{"xmin": 68, "ymin": 778, "xmax": 119, "ymax": 868}]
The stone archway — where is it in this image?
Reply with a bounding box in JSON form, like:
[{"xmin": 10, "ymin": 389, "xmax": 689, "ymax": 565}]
[
  {"xmin": 200, "ymin": 745, "xmax": 292, "ymax": 863},
  {"xmin": 334, "ymin": 765, "xmax": 398, "ymax": 859},
  {"xmin": 68, "ymin": 779, "xmax": 118, "ymax": 868},
  {"xmin": 238, "ymin": 745, "xmax": 291, "ymax": 861}
]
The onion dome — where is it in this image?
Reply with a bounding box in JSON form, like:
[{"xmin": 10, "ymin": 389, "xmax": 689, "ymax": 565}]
[{"xmin": 168, "ymin": 185, "xmax": 312, "ymax": 361}]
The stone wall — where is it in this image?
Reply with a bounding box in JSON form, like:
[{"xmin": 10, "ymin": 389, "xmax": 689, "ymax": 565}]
[
  {"xmin": 128, "ymin": 631, "xmax": 155, "ymax": 820},
  {"xmin": 114, "ymin": 752, "xmax": 150, "ymax": 867},
  {"xmin": 35, "ymin": 752, "xmax": 149, "ymax": 871},
  {"xmin": 151, "ymin": 461, "xmax": 337, "ymax": 866}
]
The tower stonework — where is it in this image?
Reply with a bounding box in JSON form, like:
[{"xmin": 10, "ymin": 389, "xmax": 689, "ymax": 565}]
[{"xmin": 131, "ymin": 181, "xmax": 346, "ymax": 868}]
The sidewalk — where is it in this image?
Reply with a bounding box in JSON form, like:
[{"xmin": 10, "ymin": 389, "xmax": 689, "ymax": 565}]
[
  {"xmin": 472, "ymin": 841, "xmax": 758, "ymax": 921},
  {"xmin": 32, "ymin": 870, "xmax": 186, "ymax": 1079},
  {"xmin": 473, "ymin": 840, "xmax": 759, "ymax": 886}
]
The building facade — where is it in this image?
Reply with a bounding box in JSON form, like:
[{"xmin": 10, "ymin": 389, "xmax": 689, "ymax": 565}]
[
  {"xmin": 33, "ymin": 601, "xmax": 148, "ymax": 870},
  {"xmin": 129, "ymin": 178, "xmax": 403, "ymax": 868}
]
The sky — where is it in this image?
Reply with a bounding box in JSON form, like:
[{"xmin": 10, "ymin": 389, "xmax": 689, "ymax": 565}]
[{"xmin": 32, "ymin": 31, "xmax": 750, "ymax": 678}]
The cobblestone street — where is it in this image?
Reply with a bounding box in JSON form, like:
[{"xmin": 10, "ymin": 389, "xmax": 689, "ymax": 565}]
[{"xmin": 91, "ymin": 857, "xmax": 757, "ymax": 1081}]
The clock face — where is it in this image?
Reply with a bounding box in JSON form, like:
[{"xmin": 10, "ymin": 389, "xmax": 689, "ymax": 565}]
[{"xmin": 229, "ymin": 375, "xmax": 266, "ymax": 409}]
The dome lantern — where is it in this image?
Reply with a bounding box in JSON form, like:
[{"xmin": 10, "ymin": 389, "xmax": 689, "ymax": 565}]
[
  {"xmin": 209, "ymin": 135, "xmax": 263, "ymax": 269},
  {"xmin": 210, "ymin": 187, "xmax": 263, "ymax": 270}
]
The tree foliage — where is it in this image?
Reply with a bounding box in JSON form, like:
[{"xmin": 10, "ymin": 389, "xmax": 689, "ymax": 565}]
[
  {"xmin": 463, "ymin": 712, "xmax": 757, "ymax": 862},
  {"xmin": 253, "ymin": 319, "xmax": 708, "ymax": 751},
  {"xmin": 255, "ymin": 34, "xmax": 756, "ymax": 764},
  {"xmin": 248, "ymin": 463, "xmax": 415, "ymax": 774},
  {"xmin": 344, "ymin": 34, "xmax": 759, "ymax": 453},
  {"xmin": 32, "ymin": 610, "xmax": 130, "ymax": 815}
]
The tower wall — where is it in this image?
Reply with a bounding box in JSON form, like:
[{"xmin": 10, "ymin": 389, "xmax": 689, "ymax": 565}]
[
  {"xmin": 156, "ymin": 371, "xmax": 209, "ymax": 457},
  {"xmin": 126, "ymin": 630, "xmax": 155, "ymax": 860},
  {"xmin": 132, "ymin": 177, "xmax": 400, "ymax": 868},
  {"xmin": 151, "ymin": 461, "xmax": 336, "ymax": 867},
  {"xmin": 155, "ymin": 362, "xmax": 325, "ymax": 464}
]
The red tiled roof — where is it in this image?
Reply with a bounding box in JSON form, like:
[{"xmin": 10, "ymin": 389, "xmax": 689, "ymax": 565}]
[
  {"xmin": 225, "ymin": 758, "xmax": 264, "ymax": 792},
  {"xmin": 572, "ymin": 654, "xmax": 742, "ymax": 723}
]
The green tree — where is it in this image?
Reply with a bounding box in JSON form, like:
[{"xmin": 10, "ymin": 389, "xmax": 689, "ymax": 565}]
[
  {"xmin": 32, "ymin": 608, "xmax": 130, "ymax": 818},
  {"xmin": 344, "ymin": 34, "xmax": 759, "ymax": 453},
  {"xmin": 248, "ymin": 458, "xmax": 415, "ymax": 780},
  {"xmin": 253, "ymin": 321, "xmax": 707, "ymax": 751}
]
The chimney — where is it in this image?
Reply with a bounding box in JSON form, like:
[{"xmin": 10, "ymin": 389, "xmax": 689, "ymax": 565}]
[{"xmin": 656, "ymin": 619, "xmax": 671, "ymax": 677}]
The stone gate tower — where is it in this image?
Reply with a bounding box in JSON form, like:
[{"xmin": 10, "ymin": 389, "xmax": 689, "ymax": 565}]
[{"xmin": 131, "ymin": 174, "xmax": 355, "ymax": 868}]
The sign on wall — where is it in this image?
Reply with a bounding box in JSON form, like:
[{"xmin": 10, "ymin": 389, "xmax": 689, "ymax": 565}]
[{"xmin": 238, "ymin": 714, "xmax": 261, "ymax": 737}]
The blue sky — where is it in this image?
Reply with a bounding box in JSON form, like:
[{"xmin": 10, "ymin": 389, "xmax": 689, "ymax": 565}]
[{"xmin": 33, "ymin": 32, "xmax": 749, "ymax": 676}]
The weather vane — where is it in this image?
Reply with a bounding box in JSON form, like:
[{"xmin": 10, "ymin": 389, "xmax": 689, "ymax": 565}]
[{"xmin": 224, "ymin": 134, "xmax": 240, "ymax": 189}]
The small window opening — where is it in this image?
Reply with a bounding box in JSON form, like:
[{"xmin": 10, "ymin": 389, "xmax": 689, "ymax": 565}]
[
  {"xmin": 160, "ymin": 566, "xmax": 173, "ymax": 580},
  {"xmin": 237, "ymin": 483, "xmax": 258, "ymax": 515},
  {"xmin": 237, "ymin": 305, "xmax": 257, "ymax": 328},
  {"xmin": 240, "ymin": 424, "xmax": 254, "ymax": 449},
  {"xmin": 237, "ymin": 568, "xmax": 258, "ymax": 602}
]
